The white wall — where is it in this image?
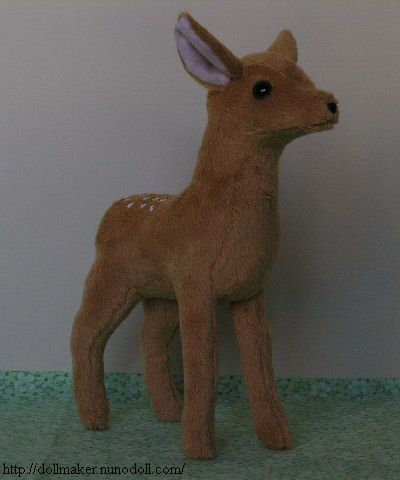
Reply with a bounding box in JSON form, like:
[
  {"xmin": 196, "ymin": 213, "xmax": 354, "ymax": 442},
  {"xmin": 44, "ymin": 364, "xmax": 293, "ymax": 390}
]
[{"xmin": 0, "ymin": 0, "xmax": 399, "ymax": 377}]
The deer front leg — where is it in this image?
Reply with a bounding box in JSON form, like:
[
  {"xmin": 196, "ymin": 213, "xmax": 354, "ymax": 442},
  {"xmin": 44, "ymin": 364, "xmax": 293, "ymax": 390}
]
[
  {"xmin": 231, "ymin": 291, "xmax": 293, "ymax": 450},
  {"xmin": 141, "ymin": 298, "xmax": 183, "ymax": 422},
  {"xmin": 177, "ymin": 280, "xmax": 218, "ymax": 459}
]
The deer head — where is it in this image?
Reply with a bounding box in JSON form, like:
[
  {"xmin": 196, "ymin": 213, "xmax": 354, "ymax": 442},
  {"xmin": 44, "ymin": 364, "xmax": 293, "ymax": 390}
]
[{"xmin": 175, "ymin": 12, "xmax": 339, "ymax": 148}]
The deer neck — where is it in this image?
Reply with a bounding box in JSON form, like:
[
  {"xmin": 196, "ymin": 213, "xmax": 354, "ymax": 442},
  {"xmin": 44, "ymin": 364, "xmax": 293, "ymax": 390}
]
[{"xmin": 190, "ymin": 114, "xmax": 284, "ymax": 209}]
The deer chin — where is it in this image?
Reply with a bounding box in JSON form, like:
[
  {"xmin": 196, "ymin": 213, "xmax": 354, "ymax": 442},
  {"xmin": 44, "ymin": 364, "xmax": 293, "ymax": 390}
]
[
  {"xmin": 282, "ymin": 119, "xmax": 337, "ymax": 138},
  {"xmin": 303, "ymin": 121, "xmax": 335, "ymax": 135},
  {"xmin": 262, "ymin": 117, "xmax": 338, "ymax": 139},
  {"xmin": 259, "ymin": 120, "xmax": 336, "ymax": 145}
]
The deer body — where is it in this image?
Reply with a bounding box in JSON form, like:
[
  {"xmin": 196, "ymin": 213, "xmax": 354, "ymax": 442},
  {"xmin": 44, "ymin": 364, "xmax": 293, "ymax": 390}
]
[
  {"xmin": 97, "ymin": 124, "xmax": 280, "ymax": 303},
  {"xmin": 71, "ymin": 12, "xmax": 338, "ymax": 460}
]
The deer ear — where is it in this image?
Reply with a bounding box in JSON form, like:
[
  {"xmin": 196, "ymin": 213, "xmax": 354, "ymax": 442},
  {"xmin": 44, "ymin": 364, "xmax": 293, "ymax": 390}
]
[
  {"xmin": 267, "ymin": 29, "xmax": 298, "ymax": 63},
  {"xmin": 175, "ymin": 12, "xmax": 243, "ymax": 89}
]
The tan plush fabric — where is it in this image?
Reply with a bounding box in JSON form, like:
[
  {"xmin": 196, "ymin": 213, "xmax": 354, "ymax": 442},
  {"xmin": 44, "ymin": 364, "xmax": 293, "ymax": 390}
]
[{"xmin": 71, "ymin": 12, "xmax": 338, "ymax": 460}]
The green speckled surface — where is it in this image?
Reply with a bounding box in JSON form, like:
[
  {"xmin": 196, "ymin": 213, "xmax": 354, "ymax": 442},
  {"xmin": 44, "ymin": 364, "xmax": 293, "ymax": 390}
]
[{"xmin": 1, "ymin": 372, "xmax": 400, "ymax": 479}]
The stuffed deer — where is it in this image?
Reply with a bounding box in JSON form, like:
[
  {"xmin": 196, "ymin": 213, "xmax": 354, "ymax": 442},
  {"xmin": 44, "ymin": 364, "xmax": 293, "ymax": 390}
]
[{"xmin": 71, "ymin": 12, "xmax": 339, "ymax": 459}]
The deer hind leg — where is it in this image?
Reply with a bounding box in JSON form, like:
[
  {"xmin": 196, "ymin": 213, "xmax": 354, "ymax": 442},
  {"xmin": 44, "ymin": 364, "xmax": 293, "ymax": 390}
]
[
  {"xmin": 231, "ymin": 291, "xmax": 293, "ymax": 450},
  {"xmin": 141, "ymin": 298, "xmax": 183, "ymax": 422},
  {"xmin": 71, "ymin": 257, "xmax": 140, "ymax": 430}
]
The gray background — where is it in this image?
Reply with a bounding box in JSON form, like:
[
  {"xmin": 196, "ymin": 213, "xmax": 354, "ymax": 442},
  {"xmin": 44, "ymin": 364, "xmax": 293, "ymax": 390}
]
[{"xmin": 0, "ymin": 0, "xmax": 399, "ymax": 377}]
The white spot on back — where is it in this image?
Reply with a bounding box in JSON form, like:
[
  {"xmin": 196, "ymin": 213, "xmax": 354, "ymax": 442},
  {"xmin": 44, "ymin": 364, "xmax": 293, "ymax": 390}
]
[{"xmin": 123, "ymin": 194, "xmax": 169, "ymax": 211}]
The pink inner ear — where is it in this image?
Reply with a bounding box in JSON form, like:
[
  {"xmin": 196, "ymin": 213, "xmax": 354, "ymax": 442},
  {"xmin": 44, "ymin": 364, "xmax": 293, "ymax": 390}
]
[{"xmin": 175, "ymin": 16, "xmax": 231, "ymax": 86}]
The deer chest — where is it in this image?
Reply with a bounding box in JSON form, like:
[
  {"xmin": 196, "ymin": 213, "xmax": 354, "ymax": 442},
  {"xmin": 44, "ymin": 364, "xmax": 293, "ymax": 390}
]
[{"xmin": 211, "ymin": 217, "xmax": 280, "ymax": 301}]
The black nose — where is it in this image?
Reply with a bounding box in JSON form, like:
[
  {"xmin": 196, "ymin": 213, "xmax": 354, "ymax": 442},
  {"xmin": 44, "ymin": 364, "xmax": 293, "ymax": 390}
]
[{"xmin": 327, "ymin": 102, "xmax": 337, "ymax": 114}]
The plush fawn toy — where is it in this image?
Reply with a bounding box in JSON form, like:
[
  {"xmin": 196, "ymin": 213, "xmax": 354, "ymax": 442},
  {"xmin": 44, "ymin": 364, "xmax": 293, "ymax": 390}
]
[{"xmin": 71, "ymin": 12, "xmax": 338, "ymax": 459}]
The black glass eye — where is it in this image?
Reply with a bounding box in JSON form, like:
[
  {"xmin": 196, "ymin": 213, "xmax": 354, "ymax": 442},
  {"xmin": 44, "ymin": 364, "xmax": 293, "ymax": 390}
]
[{"xmin": 252, "ymin": 80, "xmax": 272, "ymax": 100}]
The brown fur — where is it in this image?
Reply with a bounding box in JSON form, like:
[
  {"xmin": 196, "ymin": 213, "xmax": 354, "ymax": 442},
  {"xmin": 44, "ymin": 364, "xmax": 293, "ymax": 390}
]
[{"xmin": 71, "ymin": 12, "xmax": 338, "ymax": 459}]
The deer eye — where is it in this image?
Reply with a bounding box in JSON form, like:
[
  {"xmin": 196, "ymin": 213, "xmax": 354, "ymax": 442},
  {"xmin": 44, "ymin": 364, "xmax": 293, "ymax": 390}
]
[{"xmin": 252, "ymin": 80, "xmax": 272, "ymax": 100}]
